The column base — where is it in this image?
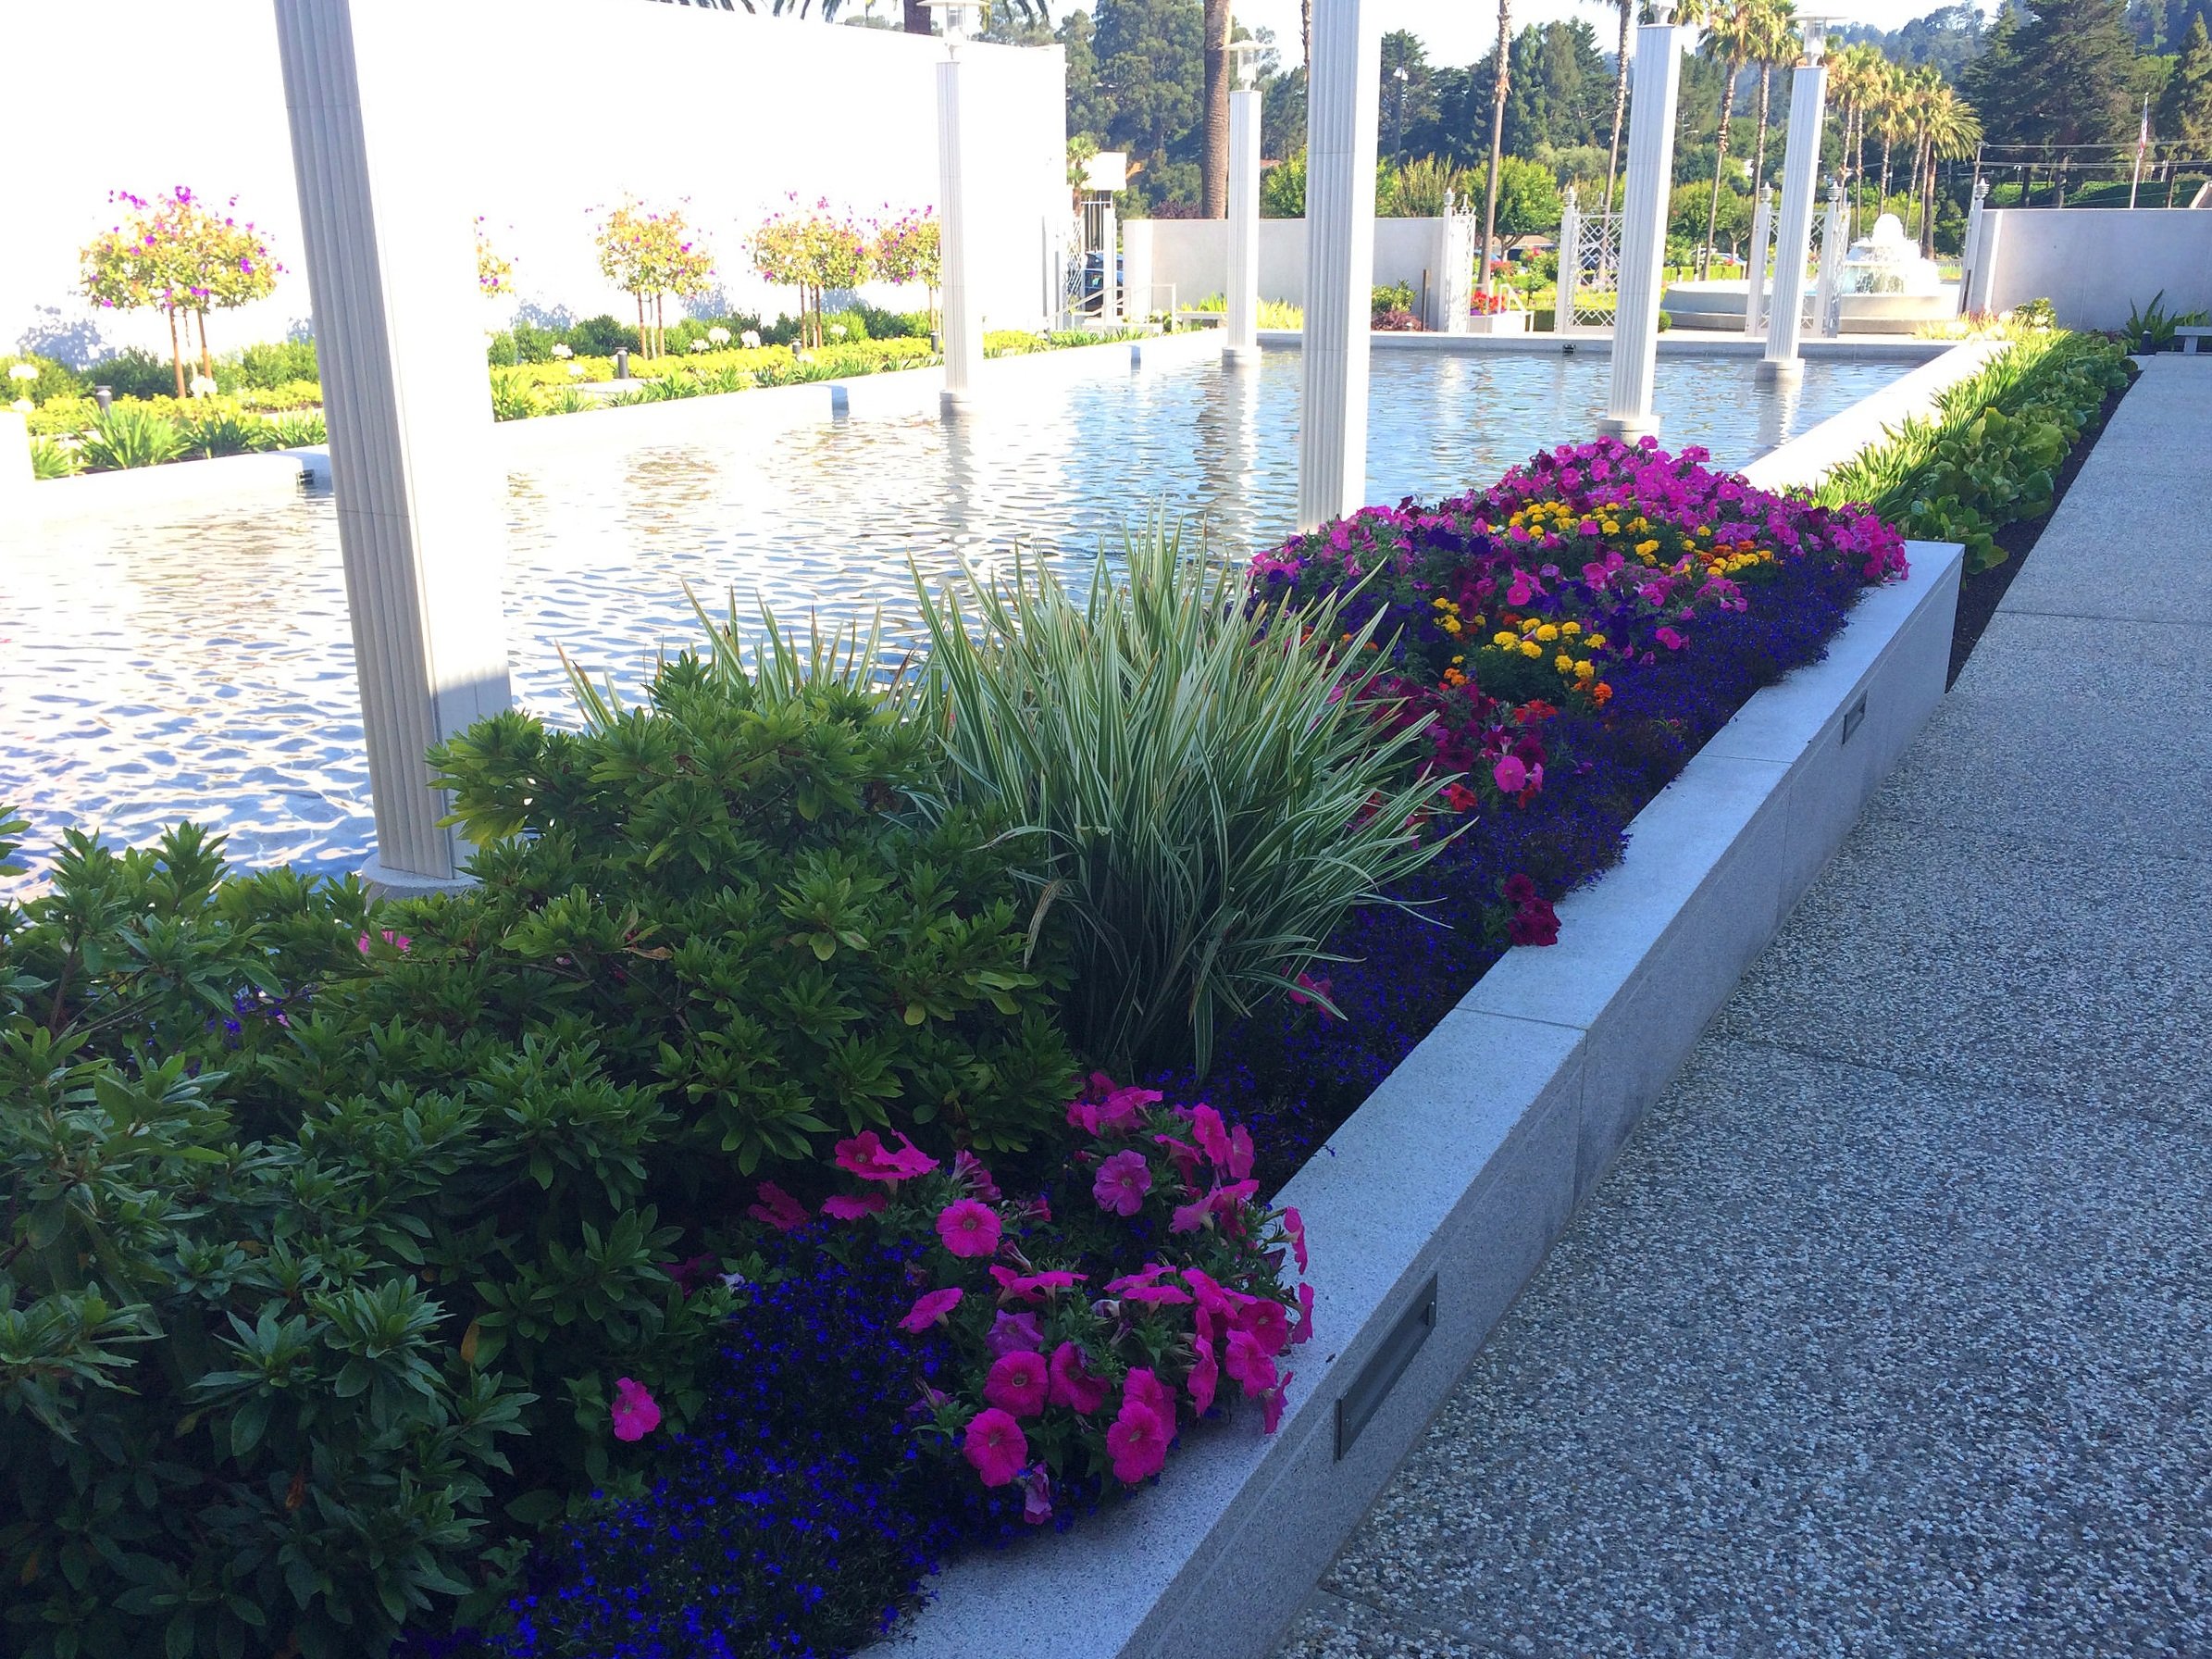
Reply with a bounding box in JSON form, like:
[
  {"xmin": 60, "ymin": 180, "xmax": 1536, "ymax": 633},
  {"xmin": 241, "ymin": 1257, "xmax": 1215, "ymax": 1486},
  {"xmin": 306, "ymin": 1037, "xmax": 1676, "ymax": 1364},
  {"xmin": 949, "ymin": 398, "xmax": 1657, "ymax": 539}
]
[
  {"xmin": 358, "ymin": 854, "xmax": 476, "ymax": 901},
  {"xmin": 1222, "ymin": 343, "xmax": 1264, "ymax": 367},
  {"xmin": 1597, "ymin": 413, "xmax": 1661, "ymax": 442},
  {"xmin": 1756, "ymin": 356, "xmax": 1805, "ymax": 383},
  {"xmin": 940, "ymin": 386, "xmax": 983, "ymax": 413}
]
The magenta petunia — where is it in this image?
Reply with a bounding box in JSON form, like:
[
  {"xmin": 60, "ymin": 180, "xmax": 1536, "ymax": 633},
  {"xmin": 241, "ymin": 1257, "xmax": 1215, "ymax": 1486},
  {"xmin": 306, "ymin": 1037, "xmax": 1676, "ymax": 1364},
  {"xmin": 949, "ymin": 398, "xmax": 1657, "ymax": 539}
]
[
  {"xmin": 988, "ymin": 1265, "xmax": 1087, "ymax": 1303},
  {"xmin": 821, "ymin": 1192, "xmax": 886, "ymax": 1221},
  {"xmin": 1225, "ymin": 1328, "xmax": 1278, "ymax": 1398},
  {"xmin": 1291, "ymin": 1280, "xmax": 1316, "ymax": 1345},
  {"xmin": 1188, "ymin": 1335, "xmax": 1219, "ymax": 1416},
  {"xmin": 1105, "ymin": 1398, "xmax": 1169, "ymax": 1484},
  {"xmin": 1092, "ymin": 1149, "xmax": 1153, "ymax": 1216},
  {"xmin": 834, "ymin": 1129, "xmax": 938, "ymax": 1184},
  {"xmin": 963, "ymin": 1407, "xmax": 1028, "ymax": 1488},
  {"xmin": 1188, "ymin": 1104, "xmax": 1233, "ymax": 1170},
  {"xmin": 1048, "ymin": 1341, "xmax": 1112, "ymax": 1415},
  {"xmin": 1261, "ymin": 1371, "xmax": 1293, "ymax": 1434},
  {"xmin": 1123, "ymin": 1366, "xmax": 1174, "ymax": 1425},
  {"xmin": 610, "ymin": 1377, "xmax": 661, "ymax": 1442},
  {"xmin": 1237, "ymin": 1297, "xmax": 1291, "ymax": 1358},
  {"xmin": 1494, "ymin": 755, "xmax": 1529, "ymax": 793},
  {"xmin": 1022, "ymin": 1463, "xmax": 1054, "ymax": 1525},
  {"xmin": 952, "ymin": 1148, "xmax": 1001, "ymax": 1199},
  {"xmin": 935, "ymin": 1198, "xmax": 1001, "ymax": 1258},
  {"xmin": 986, "ymin": 1310, "xmax": 1044, "ymax": 1357},
  {"xmin": 897, "ymin": 1286, "xmax": 964, "ymax": 1333},
  {"xmin": 747, "ymin": 1181, "xmax": 811, "ymax": 1232},
  {"xmin": 983, "ymin": 1349, "xmax": 1050, "ymax": 1417},
  {"xmin": 1281, "ymin": 1205, "xmax": 1309, "ymax": 1272}
]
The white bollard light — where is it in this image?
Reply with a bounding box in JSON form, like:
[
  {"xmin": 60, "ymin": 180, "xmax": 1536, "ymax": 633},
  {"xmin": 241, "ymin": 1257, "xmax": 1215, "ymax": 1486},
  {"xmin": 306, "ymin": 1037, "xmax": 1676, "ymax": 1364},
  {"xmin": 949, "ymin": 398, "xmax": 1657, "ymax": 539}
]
[
  {"xmin": 1224, "ymin": 39, "xmax": 1263, "ymax": 365},
  {"xmin": 1760, "ymin": 19, "xmax": 1830, "ymax": 381},
  {"xmin": 1600, "ymin": 0, "xmax": 1684, "ymax": 441},
  {"xmin": 929, "ymin": 0, "xmax": 987, "ymax": 408},
  {"xmin": 272, "ymin": 0, "xmax": 511, "ymax": 895},
  {"xmin": 1298, "ymin": 0, "xmax": 1383, "ymax": 529}
]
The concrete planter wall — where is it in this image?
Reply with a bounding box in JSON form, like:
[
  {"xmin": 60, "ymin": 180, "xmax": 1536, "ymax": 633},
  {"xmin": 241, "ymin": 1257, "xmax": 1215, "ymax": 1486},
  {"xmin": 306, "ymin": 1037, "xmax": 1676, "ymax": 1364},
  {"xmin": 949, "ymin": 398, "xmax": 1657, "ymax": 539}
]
[{"xmin": 878, "ymin": 539, "xmax": 1965, "ymax": 1659}]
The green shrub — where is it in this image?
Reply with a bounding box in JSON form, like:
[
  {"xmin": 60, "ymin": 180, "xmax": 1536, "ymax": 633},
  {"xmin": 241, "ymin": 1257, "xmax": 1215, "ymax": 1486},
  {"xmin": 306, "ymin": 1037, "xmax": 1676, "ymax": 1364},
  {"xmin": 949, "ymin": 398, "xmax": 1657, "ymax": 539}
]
[
  {"xmin": 264, "ymin": 410, "xmax": 328, "ymax": 448},
  {"xmin": 183, "ymin": 408, "xmax": 275, "ymax": 460},
  {"xmin": 491, "ymin": 372, "xmax": 543, "ymax": 422},
  {"xmin": 1371, "ymin": 281, "xmax": 1417, "ymax": 322},
  {"xmin": 24, "ymin": 396, "xmax": 97, "ymax": 440},
  {"xmin": 430, "ymin": 614, "xmax": 1078, "ymax": 1169},
  {"xmin": 82, "ymin": 404, "xmax": 188, "ymax": 469},
  {"xmin": 853, "ymin": 304, "xmax": 932, "ymax": 340},
  {"xmin": 1, "ymin": 353, "xmax": 83, "ymax": 406},
  {"xmin": 230, "ymin": 337, "xmax": 320, "ymax": 387},
  {"xmin": 82, "ymin": 346, "xmax": 177, "ymax": 401},
  {"xmin": 235, "ymin": 378, "xmax": 324, "ymax": 412},
  {"xmin": 565, "ymin": 314, "xmax": 641, "ymax": 357},
  {"xmin": 913, "ymin": 522, "xmax": 1452, "ymax": 1073}
]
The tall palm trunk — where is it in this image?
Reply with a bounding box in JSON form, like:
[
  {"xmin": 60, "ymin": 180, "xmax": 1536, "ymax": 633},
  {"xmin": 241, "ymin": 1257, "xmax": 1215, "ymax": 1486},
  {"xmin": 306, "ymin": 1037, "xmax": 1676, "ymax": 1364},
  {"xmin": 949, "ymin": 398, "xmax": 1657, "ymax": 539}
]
[
  {"xmin": 1878, "ymin": 131, "xmax": 1893, "ymax": 206},
  {"xmin": 1480, "ymin": 0, "xmax": 1511, "ymax": 295},
  {"xmin": 1604, "ymin": 0, "xmax": 1632, "ymax": 215},
  {"xmin": 1301, "ymin": 0, "xmax": 1311, "ymax": 70},
  {"xmin": 1201, "ymin": 0, "xmax": 1231, "ymax": 217},
  {"xmin": 1748, "ymin": 64, "xmax": 1773, "ymax": 200},
  {"xmin": 1853, "ymin": 106, "xmax": 1867, "ymax": 233},
  {"xmin": 1700, "ymin": 56, "xmax": 1744, "ymax": 280}
]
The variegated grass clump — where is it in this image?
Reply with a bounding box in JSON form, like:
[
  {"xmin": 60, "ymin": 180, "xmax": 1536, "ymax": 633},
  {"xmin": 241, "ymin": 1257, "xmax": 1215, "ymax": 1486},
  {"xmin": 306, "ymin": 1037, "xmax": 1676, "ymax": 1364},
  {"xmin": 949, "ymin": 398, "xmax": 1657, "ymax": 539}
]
[{"xmin": 913, "ymin": 519, "xmax": 1453, "ymax": 1076}]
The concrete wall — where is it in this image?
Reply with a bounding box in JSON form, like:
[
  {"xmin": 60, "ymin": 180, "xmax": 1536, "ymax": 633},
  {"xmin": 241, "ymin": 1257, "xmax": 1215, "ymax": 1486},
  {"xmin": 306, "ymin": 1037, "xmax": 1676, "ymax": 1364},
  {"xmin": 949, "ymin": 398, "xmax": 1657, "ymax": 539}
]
[
  {"xmin": 3, "ymin": 0, "xmax": 1068, "ymax": 368},
  {"xmin": 1147, "ymin": 217, "xmax": 1459, "ymax": 319},
  {"xmin": 1970, "ymin": 207, "xmax": 2212, "ymax": 330}
]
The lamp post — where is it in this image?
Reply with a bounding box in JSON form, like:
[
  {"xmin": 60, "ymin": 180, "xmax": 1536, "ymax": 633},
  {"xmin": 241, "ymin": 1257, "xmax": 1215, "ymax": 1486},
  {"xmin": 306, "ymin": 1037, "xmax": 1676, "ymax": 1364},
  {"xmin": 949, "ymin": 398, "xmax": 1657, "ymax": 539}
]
[
  {"xmin": 1392, "ymin": 63, "xmax": 1409, "ymax": 164},
  {"xmin": 1600, "ymin": 0, "xmax": 1683, "ymax": 442},
  {"xmin": 926, "ymin": 0, "xmax": 987, "ymax": 409},
  {"xmin": 1224, "ymin": 37, "xmax": 1264, "ymax": 366},
  {"xmin": 1297, "ymin": 0, "xmax": 1383, "ymax": 529},
  {"xmin": 1758, "ymin": 17, "xmax": 1830, "ymax": 383}
]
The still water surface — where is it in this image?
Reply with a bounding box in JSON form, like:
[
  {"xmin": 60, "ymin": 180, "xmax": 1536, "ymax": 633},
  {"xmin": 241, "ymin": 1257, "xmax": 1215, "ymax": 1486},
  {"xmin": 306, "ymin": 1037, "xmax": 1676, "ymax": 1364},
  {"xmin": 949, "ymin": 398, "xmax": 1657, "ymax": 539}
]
[{"xmin": 1, "ymin": 349, "xmax": 1902, "ymax": 877}]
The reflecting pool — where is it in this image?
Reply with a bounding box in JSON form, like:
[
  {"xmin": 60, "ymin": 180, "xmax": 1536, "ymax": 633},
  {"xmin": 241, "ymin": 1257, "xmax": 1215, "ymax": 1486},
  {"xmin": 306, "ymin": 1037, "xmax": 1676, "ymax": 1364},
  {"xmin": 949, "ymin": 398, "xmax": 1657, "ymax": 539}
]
[{"xmin": 1, "ymin": 348, "xmax": 1905, "ymax": 878}]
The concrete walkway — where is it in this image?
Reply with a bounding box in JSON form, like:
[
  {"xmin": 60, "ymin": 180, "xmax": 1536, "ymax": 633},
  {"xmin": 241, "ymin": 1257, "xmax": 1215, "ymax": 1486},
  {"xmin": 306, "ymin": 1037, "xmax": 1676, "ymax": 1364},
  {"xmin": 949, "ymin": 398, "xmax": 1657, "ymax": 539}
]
[{"xmin": 1275, "ymin": 356, "xmax": 2212, "ymax": 1659}]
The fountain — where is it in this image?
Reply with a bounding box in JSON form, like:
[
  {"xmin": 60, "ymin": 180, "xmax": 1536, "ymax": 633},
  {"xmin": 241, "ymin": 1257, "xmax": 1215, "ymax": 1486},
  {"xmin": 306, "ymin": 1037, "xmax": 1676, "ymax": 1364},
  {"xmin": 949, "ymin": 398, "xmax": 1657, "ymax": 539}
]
[{"xmin": 1662, "ymin": 211, "xmax": 1956, "ymax": 334}]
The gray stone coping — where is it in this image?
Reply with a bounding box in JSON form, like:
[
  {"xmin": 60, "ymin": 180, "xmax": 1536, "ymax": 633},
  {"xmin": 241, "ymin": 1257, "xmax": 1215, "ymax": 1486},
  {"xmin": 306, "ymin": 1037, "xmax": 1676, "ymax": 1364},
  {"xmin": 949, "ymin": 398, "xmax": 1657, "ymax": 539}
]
[
  {"xmin": 1253, "ymin": 329, "xmax": 1955, "ymax": 362},
  {"xmin": 872, "ymin": 538, "xmax": 1965, "ymax": 1659}
]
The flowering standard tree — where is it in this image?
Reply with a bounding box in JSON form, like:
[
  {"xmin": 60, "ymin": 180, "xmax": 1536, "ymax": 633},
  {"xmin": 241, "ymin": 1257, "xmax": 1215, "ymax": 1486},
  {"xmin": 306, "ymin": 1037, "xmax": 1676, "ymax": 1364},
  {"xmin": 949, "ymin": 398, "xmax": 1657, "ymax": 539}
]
[
  {"xmin": 593, "ymin": 197, "xmax": 715, "ymax": 358},
  {"xmin": 750, "ymin": 197, "xmax": 875, "ymax": 349},
  {"xmin": 476, "ymin": 216, "xmax": 515, "ymax": 299},
  {"xmin": 78, "ymin": 188, "xmax": 280, "ymax": 397},
  {"xmin": 872, "ymin": 206, "xmax": 942, "ymax": 332}
]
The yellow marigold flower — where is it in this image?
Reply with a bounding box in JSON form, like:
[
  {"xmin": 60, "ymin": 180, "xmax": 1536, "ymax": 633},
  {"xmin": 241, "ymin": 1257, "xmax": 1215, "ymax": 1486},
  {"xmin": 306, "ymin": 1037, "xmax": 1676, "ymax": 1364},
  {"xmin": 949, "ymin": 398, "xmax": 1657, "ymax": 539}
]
[
  {"xmin": 1535, "ymin": 624, "xmax": 1560, "ymax": 642},
  {"xmin": 1575, "ymin": 658, "xmax": 1595, "ymax": 678},
  {"xmin": 1493, "ymin": 630, "xmax": 1518, "ymax": 648},
  {"xmin": 1520, "ymin": 641, "xmax": 1543, "ymax": 659},
  {"xmin": 1560, "ymin": 620, "xmax": 1582, "ymax": 636},
  {"xmin": 1587, "ymin": 633, "xmax": 1606, "ymax": 649}
]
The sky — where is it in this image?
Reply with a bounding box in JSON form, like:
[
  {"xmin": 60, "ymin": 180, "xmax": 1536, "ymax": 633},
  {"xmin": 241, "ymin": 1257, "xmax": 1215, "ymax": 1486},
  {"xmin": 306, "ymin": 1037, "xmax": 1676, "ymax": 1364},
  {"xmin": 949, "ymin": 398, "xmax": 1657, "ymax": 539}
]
[{"xmin": 1228, "ymin": 0, "xmax": 1982, "ymax": 67}]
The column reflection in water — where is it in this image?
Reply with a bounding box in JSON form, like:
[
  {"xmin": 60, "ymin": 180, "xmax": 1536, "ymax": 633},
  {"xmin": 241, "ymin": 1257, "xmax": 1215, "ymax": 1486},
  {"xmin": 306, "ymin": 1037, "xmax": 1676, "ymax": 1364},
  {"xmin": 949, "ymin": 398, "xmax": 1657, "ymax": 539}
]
[
  {"xmin": 1752, "ymin": 368, "xmax": 1803, "ymax": 459},
  {"xmin": 1193, "ymin": 358, "xmax": 1264, "ymax": 559}
]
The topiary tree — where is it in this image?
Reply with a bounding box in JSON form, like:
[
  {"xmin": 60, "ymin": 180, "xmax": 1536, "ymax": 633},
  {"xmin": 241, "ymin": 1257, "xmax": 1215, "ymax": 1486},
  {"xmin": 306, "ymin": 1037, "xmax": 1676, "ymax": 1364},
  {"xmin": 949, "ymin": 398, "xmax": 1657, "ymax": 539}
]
[
  {"xmin": 872, "ymin": 207, "xmax": 942, "ymax": 333},
  {"xmin": 751, "ymin": 198, "xmax": 876, "ymax": 349},
  {"xmin": 80, "ymin": 188, "xmax": 280, "ymax": 398},
  {"xmin": 593, "ymin": 197, "xmax": 715, "ymax": 359}
]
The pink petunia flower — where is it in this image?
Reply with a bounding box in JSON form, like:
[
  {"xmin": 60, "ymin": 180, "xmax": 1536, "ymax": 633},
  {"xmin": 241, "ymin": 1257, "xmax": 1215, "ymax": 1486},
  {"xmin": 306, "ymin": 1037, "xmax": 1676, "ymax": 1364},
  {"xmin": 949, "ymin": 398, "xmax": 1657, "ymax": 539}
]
[
  {"xmin": 936, "ymin": 1199, "xmax": 1002, "ymax": 1258},
  {"xmin": 610, "ymin": 1377, "xmax": 661, "ymax": 1442},
  {"xmin": 952, "ymin": 1149, "xmax": 1001, "ymax": 1199},
  {"xmin": 747, "ymin": 1181, "xmax": 810, "ymax": 1232},
  {"xmin": 963, "ymin": 1407, "xmax": 1028, "ymax": 1487},
  {"xmin": 897, "ymin": 1286, "xmax": 964, "ymax": 1333},
  {"xmin": 1261, "ymin": 1371, "xmax": 1293, "ymax": 1433},
  {"xmin": 1281, "ymin": 1206, "xmax": 1309, "ymax": 1273},
  {"xmin": 1238, "ymin": 1298, "xmax": 1292, "ymax": 1358},
  {"xmin": 1048, "ymin": 1341, "xmax": 1112, "ymax": 1414},
  {"xmin": 1291, "ymin": 1280, "xmax": 1317, "ymax": 1345},
  {"xmin": 1494, "ymin": 755, "xmax": 1528, "ymax": 793},
  {"xmin": 984, "ymin": 1349, "xmax": 1050, "ymax": 1417},
  {"xmin": 1105, "ymin": 1398, "xmax": 1169, "ymax": 1484},
  {"xmin": 1224, "ymin": 1328, "xmax": 1278, "ymax": 1398},
  {"xmin": 821, "ymin": 1192, "xmax": 886, "ymax": 1222},
  {"xmin": 988, "ymin": 1266, "xmax": 1087, "ymax": 1303},
  {"xmin": 1188, "ymin": 1105, "xmax": 1233, "ymax": 1170},
  {"xmin": 986, "ymin": 1310, "xmax": 1044, "ymax": 1356},
  {"xmin": 1188, "ymin": 1335, "xmax": 1219, "ymax": 1416},
  {"xmin": 1123, "ymin": 1366, "xmax": 1174, "ymax": 1424},
  {"xmin": 834, "ymin": 1130, "xmax": 939, "ymax": 1184},
  {"xmin": 1022, "ymin": 1463, "xmax": 1054, "ymax": 1525},
  {"xmin": 1092, "ymin": 1149, "xmax": 1153, "ymax": 1216}
]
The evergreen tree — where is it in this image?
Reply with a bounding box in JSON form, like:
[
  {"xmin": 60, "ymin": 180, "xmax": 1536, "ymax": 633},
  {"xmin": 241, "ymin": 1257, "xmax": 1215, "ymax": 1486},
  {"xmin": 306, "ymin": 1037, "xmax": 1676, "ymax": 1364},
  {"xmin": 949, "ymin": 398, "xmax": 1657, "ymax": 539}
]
[
  {"xmin": 2156, "ymin": 13, "xmax": 2212, "ymax": 146},
  {"xmin": 1987, "ymin": 0, "xmax": 2139, "ymax": 145}
]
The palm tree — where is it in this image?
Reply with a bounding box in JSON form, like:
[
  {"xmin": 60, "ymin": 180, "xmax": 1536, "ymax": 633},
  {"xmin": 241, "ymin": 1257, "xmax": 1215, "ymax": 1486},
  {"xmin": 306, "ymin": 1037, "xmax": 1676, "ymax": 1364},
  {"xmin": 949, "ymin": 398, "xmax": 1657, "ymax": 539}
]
[
  {"xmin": 1826, "ymin": 43, "xmax": 1884, "ymax": 235},
  {"xmin": 1479, "ymin": 0, "xmax": 1512, "ymax": 295},
  {"xmin": 1744, "ymin": 0, "xmax": 1796, "ymax": 204},
  {"xmin": 1697, "ymin": 0, "xmax": 1760, "ymax": 280},
  {"xmin": 1202, "ymin": 0, "xmax": 1231, "ymax": 217},
  {"xmin": 1597, "ymin": 0, "xmax": 1636, "ymax": 216},
  {"xmin": 1912, "ymin": 81, "xmax": 1980, "ymax": 256},
  {"xmin": 1872, "ymin": 58, "xmax": 1910, "ymax": 214}
]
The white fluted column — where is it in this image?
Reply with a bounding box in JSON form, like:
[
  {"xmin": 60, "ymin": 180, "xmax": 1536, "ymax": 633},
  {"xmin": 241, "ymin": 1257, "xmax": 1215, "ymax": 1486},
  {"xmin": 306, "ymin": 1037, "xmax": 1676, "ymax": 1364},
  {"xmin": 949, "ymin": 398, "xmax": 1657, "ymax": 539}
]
[
  {"xmin": 1556, "ymin": 188, "xmax": 1581, "ymax": 335},
  {"xmin": 1601, "ymin": 1, "xmax": 1683, "ymax": 441},
  {"xmin": 1760, "ymin": 26, "xmax": 1829, "ymax": 381},
  {"xmin": 1298, "ymin": 0, "xmax": 1382, "ymax": 529},
  {"xmin": 273, "ymin": 0, "xmax": 510, "ymax": 894},
  {"xmin": 1099, "ymin": 199, "xmax": 1121, "ymax": 325},
  {"xmin": 1957, "ymin": 178, "xmax": 1989, "ymax": 318},
  {"xmin": 1744, "ymin": 184, "xmax": 1774, "ymax": 337},
  {"xmin": 937, "ymin": 52, "xmax": 984, "ymax": 406},
  {"xmin": 1224, "ymin": 84, "xmax": 1263, "ymax": 364},
  {"xmin": 1815, "ymin": 180, "xmax": 1846, "ymax": 337}
]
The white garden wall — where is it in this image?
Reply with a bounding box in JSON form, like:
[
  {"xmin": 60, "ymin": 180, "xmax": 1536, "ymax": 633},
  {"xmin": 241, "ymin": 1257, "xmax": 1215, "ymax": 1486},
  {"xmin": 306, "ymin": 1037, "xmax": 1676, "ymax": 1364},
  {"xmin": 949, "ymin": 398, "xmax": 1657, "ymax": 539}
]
[
  {"xmin": 2, "ymin": 0, "xmax": 1068, "ymax": 368},
  {"xmin": 1964, "ymin": 206, "xmax": 2212, "ymax": 330},
  {"xmin": 1147, "ymin": 217, "xmax": 1462, "ymax": 325}
]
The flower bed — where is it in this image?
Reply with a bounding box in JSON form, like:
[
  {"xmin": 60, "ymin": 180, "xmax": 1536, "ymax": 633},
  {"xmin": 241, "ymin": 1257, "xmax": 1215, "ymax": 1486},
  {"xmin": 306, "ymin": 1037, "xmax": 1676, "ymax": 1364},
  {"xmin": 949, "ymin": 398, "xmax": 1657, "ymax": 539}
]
[{"xmin": 5, "ymin": 436, "xmax": 1913, "ymax": 1659}]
